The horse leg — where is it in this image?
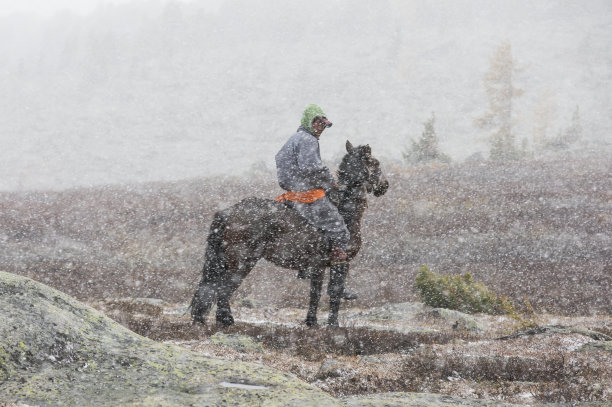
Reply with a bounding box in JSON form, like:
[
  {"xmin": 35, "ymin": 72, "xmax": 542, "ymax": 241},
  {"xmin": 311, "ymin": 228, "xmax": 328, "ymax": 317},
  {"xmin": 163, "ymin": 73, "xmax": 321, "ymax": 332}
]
[
  {"xmin": 215, "ymin": 258, "xmax": 257, "ymax": 327},
  {"xmin": 190, "ymin": 278, "xmax": 218, "ymax": 324},
  {"xmin": 305, "ymin": 268, "xmax": 324, "ymax": 327},
  {"xmin": 190, "ymin": 210, "xmax": 229, "ymax": 324},
  {"xmin": 216, "ymin": 279, "xmax": 237, "ymax": 327},
  {"xmin": 327, "ymin": 262, "xmax": 348, "ymax": 327}
]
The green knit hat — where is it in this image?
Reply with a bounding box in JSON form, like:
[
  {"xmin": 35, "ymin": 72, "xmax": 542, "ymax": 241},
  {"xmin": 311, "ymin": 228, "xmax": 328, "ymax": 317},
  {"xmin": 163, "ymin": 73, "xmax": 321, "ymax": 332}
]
[{"xmin": 300, "ymin": 104, "xmax": 330, "ymax": 133}]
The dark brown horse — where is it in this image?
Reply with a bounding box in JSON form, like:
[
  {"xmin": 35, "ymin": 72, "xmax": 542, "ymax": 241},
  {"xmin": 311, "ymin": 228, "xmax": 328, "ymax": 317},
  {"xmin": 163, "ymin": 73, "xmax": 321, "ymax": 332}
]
[{"xmin": 190, "ymin": 140, "xmax": 388, "ymax": 327}]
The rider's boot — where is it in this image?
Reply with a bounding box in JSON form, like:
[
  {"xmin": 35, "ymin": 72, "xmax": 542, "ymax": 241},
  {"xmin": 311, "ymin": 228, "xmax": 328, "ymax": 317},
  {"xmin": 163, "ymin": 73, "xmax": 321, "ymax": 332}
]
[
  {"xmin": 328, "ymin": 247, "xmax": 358, "ymax": 300},
  {"xmin": 330, "ymin": 246, "xmax": 348, "ymax": 264},
  {"xmin": 327, "ymin": 246, "xmax": 358, "ymax": 301}
]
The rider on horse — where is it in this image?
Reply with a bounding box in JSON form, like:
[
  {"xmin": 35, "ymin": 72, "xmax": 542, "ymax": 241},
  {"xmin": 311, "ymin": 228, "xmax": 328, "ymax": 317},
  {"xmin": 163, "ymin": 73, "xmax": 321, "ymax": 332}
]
[{"xmin": 275, "ymin": 104, "xmax": 357, "ymax": 300}]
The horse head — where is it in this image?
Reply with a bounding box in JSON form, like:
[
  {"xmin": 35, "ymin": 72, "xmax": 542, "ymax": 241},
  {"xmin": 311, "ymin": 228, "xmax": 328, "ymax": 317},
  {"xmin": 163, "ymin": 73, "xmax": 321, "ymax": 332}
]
[{"xmin": 339, "ymin": 140, "xmax": 389, "ymax": 197}]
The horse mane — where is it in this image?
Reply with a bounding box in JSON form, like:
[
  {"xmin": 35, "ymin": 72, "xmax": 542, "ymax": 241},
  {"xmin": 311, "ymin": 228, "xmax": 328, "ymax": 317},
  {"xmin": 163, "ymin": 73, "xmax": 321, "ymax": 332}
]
[{"xmin": 336, "ymin": 144, "xmax": 371, "ymax": 185}]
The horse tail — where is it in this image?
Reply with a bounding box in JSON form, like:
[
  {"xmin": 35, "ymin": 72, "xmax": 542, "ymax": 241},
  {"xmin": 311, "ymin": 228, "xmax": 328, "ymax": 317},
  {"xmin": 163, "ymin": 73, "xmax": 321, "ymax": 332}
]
[{"xmin": 190, "ymin": 209, "xmax": 230, "ymax": 324}]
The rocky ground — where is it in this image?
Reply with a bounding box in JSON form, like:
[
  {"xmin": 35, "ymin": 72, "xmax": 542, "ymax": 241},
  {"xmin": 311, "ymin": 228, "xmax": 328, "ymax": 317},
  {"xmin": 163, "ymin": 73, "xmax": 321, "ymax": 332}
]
[
  {"xmin": 90, "ymin": 297, "xmax": 612, "ymax": 405},
  {"xmin": 0, "ymin": 272, "xmax": 339, "ymax": 407},
  {"xmin": 4, "ymin": 271, "xmax": 611, "ymax": 407}
]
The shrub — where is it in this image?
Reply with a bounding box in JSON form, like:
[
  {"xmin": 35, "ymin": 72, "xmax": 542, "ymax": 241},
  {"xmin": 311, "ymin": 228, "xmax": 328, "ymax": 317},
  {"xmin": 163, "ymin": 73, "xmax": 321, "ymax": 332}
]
[{"xmin": 414, "ymin": 265, "xmax": 514, "ymax": 315}]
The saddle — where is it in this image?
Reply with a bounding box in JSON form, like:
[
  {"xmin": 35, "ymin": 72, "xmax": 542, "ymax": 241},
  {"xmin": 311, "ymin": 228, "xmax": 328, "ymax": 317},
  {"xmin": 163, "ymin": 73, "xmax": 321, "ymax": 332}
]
[{"xmin": 274, "ymin": 189, "xmax": 325, "ymax": 204}]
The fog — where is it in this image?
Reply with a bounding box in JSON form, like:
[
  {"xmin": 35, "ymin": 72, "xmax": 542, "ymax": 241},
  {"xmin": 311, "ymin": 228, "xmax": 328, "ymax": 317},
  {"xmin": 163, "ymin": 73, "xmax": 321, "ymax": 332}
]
[
  {"xmin": 1, "ymin": 0, "xmax": 611, "ymax": 191},
  {"xmin": 2, "ymin": 3, "xmax": 612, "ymax": 402}
]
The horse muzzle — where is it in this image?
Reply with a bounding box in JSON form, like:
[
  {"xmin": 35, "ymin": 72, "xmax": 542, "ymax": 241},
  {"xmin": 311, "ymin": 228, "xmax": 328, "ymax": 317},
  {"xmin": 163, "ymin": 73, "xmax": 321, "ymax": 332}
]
[{"xmin": 373, "ymin": 180, "xmax": 389, "ymax": 197}]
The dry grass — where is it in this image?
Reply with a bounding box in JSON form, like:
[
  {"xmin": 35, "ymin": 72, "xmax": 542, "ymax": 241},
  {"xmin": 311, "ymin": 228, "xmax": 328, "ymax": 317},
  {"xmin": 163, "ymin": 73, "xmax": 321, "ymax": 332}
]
[{"xmin": 3, "ymin": 151, "xmax": 610, "ymax": 314}]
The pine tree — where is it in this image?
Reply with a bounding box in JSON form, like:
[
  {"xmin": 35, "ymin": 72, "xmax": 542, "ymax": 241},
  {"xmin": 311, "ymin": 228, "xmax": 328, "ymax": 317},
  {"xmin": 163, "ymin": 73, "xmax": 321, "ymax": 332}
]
[
  {"xmin": 475, "ymin": 41, "xmax": 524, "ymax": 160},
  {"xmin": 404, "ymin": 113, "xmax": 450, "ymax": 164},
  {"xmin": 531, "ymin": 90, "xmax": 557, "ymax": 150},
  {"xmin": 543, "ymin": 105, "xmax": 583, "ymax": 151},
  {"xmin": 562, "ymin": 105, "xmax": 583, "ymax": 145}
]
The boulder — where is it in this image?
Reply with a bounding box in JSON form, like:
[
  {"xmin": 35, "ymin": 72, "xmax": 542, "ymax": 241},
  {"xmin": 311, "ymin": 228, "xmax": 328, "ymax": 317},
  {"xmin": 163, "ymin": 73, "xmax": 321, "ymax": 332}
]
[{"xmin": 0, "ymin": 271, "xmax": 341, "ymax": 406}]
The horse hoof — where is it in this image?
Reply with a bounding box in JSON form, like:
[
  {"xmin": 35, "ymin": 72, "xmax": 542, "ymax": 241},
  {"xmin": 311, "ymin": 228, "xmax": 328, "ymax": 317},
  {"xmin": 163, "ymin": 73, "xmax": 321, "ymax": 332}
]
[
  {"xmin": 305, "ymin": 318, "xmax": 318, "ymax": 327},
  {"xmin": 216, "ymin": 315, "xmax": 234, "ymax": 327},
  {"xmin": 327, "ymin": 319, "xmax": 339, "ymax": 328}
]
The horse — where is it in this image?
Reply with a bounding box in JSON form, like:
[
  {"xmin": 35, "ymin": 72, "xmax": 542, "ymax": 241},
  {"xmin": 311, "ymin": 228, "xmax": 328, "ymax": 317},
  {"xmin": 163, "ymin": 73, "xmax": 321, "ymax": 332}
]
[{"xmin": 190, "ymin": 140, "xmax": 389, "ymax": 327}]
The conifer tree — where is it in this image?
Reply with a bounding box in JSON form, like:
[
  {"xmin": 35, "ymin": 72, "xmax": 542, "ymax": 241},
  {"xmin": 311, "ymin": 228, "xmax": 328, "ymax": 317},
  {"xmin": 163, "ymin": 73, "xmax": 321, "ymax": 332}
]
[
  {"xmin": 475, "ymin": 41, "xmax": 524, "ymax": 160},
  {"xmin": 543, "ymin": 105, "xmax": 583, "ymax": 150},
  {"xmin": 531, "ymin": 90, "xmax": 556, "ymax": 150},
  {"xmin": 562, "ymin": 105, "xmax": 583, "ymax": 145},
  {"xmin": 404, "ymin": 113, "xmax": 450, "ymax": 164}
]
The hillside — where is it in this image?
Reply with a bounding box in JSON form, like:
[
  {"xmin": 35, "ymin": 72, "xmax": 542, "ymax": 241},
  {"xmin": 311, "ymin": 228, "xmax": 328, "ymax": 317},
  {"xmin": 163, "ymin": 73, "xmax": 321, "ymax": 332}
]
[
  {"xmin": 1, "ymin": 150, "xmax": 611, "ymax": 404},
  {"xmin": 1, "ymin": 150, "xmax": 610, "ymax": 316}
]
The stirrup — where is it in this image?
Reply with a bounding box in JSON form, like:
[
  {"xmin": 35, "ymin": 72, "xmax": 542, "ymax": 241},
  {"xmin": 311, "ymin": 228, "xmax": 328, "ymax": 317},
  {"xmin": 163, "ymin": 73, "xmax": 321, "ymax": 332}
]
[{"xmin": 342, "ymin": 289, "xmax": 358, "ymax": 300}]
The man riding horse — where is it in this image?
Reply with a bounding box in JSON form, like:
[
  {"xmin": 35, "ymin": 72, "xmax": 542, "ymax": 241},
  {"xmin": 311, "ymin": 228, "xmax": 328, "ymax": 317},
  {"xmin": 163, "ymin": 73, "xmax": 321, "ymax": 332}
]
[
  {"xmin": 190, "ymin": 105, "xmax": 388, "ymax": 327},
  {"xmin": 275, "ymin": 104, "xmax": 357, "ymax": 300}
]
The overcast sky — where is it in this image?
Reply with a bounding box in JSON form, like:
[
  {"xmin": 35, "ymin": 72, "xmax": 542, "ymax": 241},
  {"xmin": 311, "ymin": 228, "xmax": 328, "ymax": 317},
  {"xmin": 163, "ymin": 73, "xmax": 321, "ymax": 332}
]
[
  {"xmin": 0, "ymin": 0, "xmax": 218, "ymax": 17},
  {"xmin": 0, "ymin": 0, "xmax": 106, "ymax": 17},
  {"xmin": 1, "ymin": 0, "xmax": 610, "ymax": 191}
]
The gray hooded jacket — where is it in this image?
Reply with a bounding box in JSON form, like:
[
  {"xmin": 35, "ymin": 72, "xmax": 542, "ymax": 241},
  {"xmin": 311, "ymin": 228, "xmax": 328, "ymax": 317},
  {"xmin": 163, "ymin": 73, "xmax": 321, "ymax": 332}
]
[
  {"xmin": 275, "ymin": 127, "xmax": 336, "ymax": 192},
  {"xmin": 275, "ymin": 127, "xmax": 349, "ymax": 249}
]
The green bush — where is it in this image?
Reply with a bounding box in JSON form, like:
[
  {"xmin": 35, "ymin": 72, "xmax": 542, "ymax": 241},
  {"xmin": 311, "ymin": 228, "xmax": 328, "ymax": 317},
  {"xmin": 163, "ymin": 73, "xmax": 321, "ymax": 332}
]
[{"xmin": 414, "ymin": 265, "xmax": 514, "ymax": 315}]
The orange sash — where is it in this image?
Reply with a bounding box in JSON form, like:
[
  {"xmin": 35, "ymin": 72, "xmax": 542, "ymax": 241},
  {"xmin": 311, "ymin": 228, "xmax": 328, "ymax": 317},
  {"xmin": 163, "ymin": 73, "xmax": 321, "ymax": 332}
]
[{"xmin": 275, "ymin": 189, "xmax": 325, "ymax": 203}]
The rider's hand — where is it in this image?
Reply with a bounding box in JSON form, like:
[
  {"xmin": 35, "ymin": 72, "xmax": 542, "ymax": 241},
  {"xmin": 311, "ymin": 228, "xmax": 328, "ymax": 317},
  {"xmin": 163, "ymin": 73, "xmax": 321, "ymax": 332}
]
[{"xmin": 326, "ymin": 186, "xmax": 340, "ymax": 206}]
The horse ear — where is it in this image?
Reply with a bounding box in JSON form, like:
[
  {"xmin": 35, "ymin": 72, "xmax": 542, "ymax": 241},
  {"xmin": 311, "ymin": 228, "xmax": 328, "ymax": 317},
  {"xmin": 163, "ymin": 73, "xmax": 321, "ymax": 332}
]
[{"xmin": 346, "ymin": 140, "xmax": 354, "ymax": 152}]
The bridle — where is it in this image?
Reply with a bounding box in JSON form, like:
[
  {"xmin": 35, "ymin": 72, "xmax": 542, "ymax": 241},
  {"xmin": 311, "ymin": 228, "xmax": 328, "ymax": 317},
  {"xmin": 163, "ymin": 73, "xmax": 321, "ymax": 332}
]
[{"xmin": 338, "ymin": 148, "xmax": 385, "ymax": 203}]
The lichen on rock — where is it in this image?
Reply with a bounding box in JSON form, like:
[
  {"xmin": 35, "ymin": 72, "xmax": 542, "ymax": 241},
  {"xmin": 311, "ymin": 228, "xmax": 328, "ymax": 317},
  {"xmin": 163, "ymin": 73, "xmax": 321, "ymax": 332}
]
[
  {"xmin": 0, "ymin": 271, "xmax": 340, "ymax": 406},
  {"xmin": 209, "ymin": 332, "xmax": 264, "ymax": 353}
]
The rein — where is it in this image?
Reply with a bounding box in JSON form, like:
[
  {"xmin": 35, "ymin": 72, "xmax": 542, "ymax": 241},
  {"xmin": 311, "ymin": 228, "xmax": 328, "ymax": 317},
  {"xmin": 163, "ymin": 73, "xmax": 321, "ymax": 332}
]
[{"xmin": 337, "ymin": 161, "xmax": 372, "ymax": 207}]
